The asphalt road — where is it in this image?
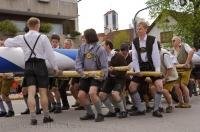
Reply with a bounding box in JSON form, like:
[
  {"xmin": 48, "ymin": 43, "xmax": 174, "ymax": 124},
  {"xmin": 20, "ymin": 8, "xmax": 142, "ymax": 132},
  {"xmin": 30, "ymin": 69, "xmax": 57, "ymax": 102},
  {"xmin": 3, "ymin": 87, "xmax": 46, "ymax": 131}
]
[{"xmin": 1, "ymin": 96, "xmax": 200, "ymax": 132}]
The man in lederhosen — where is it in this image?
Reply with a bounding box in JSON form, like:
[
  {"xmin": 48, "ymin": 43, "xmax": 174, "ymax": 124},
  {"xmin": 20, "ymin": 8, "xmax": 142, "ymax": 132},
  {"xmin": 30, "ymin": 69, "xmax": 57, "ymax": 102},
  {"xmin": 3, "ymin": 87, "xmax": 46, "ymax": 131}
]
[
  {"xmin": 75, "ymin": 29, "xmax": 108, "ymax": 122},
  {"xmin": 171, "ymin": 36, "xmax": 194, "ymax": 108},
  {"xmin": 99, "ymin": 40, "xmax": 127, "ymax": 118},
  {"xmin": 4, "ymin": 17, "xmax": 59, "ymax": 125},
  {"xmin": 129, "ymin": 21, "xmax": 163, "ymax": 117}
]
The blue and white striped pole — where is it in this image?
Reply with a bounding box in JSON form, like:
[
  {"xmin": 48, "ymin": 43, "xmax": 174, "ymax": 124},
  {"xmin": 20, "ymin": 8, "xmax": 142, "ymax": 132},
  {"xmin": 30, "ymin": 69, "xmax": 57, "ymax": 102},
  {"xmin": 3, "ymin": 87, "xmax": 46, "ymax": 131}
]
[{"xmin": 0, "ymin": 47, "xmax": 78, "ymax": 73}]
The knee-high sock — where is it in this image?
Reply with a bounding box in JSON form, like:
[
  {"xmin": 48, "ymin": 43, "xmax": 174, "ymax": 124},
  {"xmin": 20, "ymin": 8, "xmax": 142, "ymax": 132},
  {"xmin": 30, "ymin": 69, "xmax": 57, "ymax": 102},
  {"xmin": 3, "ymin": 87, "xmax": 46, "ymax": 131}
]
[
  {"xmin": 30, "ymin": 112, "xmax": 36, "ymax": 120},
  {"xmin": 154, "ymin": 92, "xmax": 162, "ymax": 111},
  {"xmin": 103, "ymin": 98, "xmax": 115, "ymax": 113},
  {"xmin": 5, "ymin": 100, "xmax": 13, "ymax": 111},
  {"xmin": 84, "ymin": 104, "xmax": 94, "ymax": 115},
  {"xmin": 56, "ymin": 102, "xmax": 61, "ymax": 108},
  {"xmin": 130, "ymin": 91, "xmax": 144, "ymax": 111},
  {"xmin": 43, "ymin": 111, "xmax": 50, "ymax": 118},
  {"xmin": 0, "ymin": 99, "xmax": 6, "ymax": 112},
  {"xmin": 116, "ymin": 100, "xmax": 126, "ymax": 112},
  {"xmin": 94, "ymin": 100, "xmax": 102, "ymax": 114}
]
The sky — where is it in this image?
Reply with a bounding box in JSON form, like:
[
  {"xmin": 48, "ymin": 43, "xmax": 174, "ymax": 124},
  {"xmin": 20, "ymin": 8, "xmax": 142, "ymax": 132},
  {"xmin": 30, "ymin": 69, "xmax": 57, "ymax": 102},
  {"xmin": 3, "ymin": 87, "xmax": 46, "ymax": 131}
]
[{"xmin": 78, "ymin": 0, "xmax": 153, "ymax": 33}]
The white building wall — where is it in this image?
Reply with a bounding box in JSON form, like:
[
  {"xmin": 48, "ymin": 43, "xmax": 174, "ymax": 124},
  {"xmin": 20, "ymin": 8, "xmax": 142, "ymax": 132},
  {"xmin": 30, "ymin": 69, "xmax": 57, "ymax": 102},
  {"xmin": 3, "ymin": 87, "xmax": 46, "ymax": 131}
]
[{"xmin": 148, "ymin": 16, "xmax": 177, "ymax": 41}]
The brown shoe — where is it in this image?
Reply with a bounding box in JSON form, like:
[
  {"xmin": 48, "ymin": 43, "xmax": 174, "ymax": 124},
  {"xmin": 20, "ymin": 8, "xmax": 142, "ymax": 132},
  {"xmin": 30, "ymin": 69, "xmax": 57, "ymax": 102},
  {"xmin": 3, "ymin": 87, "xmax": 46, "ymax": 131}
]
[
  {"xmin": 175, "ymin": 103, "xmax": 185, "ymax": 108},
  {"xmin": 182, "ymin": 103, "xmax": 191, "ymax": 108},
  {"xmin": 175, "ymin": 103, "xmax": 191, "ymax": 108}
]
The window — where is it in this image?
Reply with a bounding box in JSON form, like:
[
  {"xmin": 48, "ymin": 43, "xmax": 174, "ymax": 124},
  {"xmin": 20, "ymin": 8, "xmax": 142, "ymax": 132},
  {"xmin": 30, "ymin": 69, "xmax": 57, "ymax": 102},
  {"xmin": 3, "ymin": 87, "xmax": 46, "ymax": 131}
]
[{"xmin": 49, "ymin": 24, "xmax": 63, "ymax": 35}]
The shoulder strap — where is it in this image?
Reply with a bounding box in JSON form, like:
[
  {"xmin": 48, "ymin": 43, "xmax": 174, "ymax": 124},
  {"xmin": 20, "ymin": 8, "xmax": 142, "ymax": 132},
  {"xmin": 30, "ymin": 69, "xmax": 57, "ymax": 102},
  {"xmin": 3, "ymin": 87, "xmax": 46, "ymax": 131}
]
[
  {"xmin": 30, "ymin": 34, "xmax": 41, "ymax": 58},
  {"xmin": 146, "ymin": 35, "xmax": 155, "ymax": 64},
  {"xmin": 133, "ymin": 37, "xmax": 142, "ymax": 63},
  {"xmin": 23, "ymin": 34, "xmax": 41, "ymax": 58},
  {"xmin": 94, "ymin": 44, "xmax": 101, "ymax": 69},
  {"xmin": 23, "ymin": 35, "xmax": 35, "ymax": 57}
]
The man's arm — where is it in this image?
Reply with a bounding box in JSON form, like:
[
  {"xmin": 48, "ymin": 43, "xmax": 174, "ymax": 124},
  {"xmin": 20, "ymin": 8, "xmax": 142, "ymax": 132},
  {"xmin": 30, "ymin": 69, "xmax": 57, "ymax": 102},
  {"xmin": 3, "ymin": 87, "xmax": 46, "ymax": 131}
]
[
  {"xmin": 43, "ymin": 35, "xmax": 58, "ymax": 71},
  {"xmin": 163, "ymin": 54, "xmax": 173, "ymax": 80},
  {"xmin": 184, "ymin": 44, "xmax": 194, "ymax": 67},
  {"xmin": 75, "ymin": 46, "xmax": 84, "ymax": 75},
  {"xmin": 186, "ymin": 50, "xmax": 194, "ymax": 65},
  {"xmin": 97, "ymin": 47, "xmax": 108, "ymax": 78},
  {"xmin": 4, "ymin": 35, "xmax": 23, "ymax": 47}
]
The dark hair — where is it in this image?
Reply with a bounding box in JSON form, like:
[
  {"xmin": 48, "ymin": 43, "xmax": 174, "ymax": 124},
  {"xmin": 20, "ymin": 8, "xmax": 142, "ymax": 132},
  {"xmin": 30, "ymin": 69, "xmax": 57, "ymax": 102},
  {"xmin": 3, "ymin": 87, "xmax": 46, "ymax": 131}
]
[
  {"xmin": 84, "ymin": 28, "xmax": 99, "ymax": 44},
  {"xmin": 105, "ymin": 40, "xmax": 113, "ymax": 50},
  {"xmin": 24, "ymin": 25, "xmax": 29, "ymax": 33},
  {"xmin": 120, "ymin": 43, "xmax": 130, "ymax": 51},
  {"xmin": 51, "ymin": 34, "xmax": 60, "ymax": 41}
]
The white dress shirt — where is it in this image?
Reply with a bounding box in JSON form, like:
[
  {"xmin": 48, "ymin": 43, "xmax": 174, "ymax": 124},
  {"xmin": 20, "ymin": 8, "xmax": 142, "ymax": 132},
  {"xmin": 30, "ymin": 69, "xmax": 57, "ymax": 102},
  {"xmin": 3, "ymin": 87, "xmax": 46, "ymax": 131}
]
[
  {"xmin": 132, "ymin": 34, "xmax": 160, "ymax": 72},
  {"xmin": 4, "ymin": 30, "xmax": 58, "ymax": 70}
]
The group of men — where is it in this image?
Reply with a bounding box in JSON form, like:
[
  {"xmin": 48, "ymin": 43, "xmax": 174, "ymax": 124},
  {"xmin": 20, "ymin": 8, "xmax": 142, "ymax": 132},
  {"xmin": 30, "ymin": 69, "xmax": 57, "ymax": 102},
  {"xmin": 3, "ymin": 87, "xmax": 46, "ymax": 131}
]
[
  {"xmin": 74, "ymin": 21, "xmax": 200, "ymax": 122},
  {"xmin": 0, "ymin": 17, "xmax": 200, "ymax": 125}
]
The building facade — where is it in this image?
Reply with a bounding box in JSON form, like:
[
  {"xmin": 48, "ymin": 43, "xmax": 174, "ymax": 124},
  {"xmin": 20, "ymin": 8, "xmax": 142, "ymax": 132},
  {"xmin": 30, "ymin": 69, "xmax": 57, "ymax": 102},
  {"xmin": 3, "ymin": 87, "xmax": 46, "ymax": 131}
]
[
  {"xmin": 104, "ymin": 10, "xmax": 118, "ymax": 34},
  {"xmin": 0, "ymin": 0, "xmax": 78, "ymax": 35}
]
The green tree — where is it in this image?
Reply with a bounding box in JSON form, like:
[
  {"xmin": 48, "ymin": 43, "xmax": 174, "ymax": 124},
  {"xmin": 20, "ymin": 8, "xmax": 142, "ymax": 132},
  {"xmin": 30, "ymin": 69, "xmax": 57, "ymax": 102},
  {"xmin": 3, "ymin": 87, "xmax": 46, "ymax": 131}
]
[
  {"xmin": 40, "ymin": 23, "xmax": 52, "ymax": 34},
  {"xmin": 112, "ymin": 31, "xmax": 130, "ymax": 49},
  {"xmin": 146, "ymin": 0, "xmax": 200, "ymax": 48},
  {"xmin": 70, "ymin": 30, "xmax": 81, "ymax": 38},
  {"xmin": 0, "ymin": 20, "xmax": 18, "ymax": 36}
]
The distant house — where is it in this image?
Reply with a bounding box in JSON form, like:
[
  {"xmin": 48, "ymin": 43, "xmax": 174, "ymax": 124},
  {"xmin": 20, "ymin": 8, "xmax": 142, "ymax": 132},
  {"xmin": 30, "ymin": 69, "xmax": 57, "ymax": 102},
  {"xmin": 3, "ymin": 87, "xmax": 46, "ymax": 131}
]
[
  {"xmin": 148, "ymin": 10, "xmax": 192, "ymax": 44},
  {"xmin": 98, "ymin": 29, "xmax": 134, "ymax": 49}
]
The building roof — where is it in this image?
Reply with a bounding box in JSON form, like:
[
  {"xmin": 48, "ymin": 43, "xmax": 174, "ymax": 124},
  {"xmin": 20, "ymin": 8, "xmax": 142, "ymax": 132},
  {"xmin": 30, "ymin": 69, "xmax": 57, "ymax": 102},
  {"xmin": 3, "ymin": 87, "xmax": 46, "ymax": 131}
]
[
  {"xmin": 104, "ymin": 10, "xmax": 118, "ymax": 16},
  {"xmin": 148, "ymin": 10, "xmax": 193, "ymax": 33}
]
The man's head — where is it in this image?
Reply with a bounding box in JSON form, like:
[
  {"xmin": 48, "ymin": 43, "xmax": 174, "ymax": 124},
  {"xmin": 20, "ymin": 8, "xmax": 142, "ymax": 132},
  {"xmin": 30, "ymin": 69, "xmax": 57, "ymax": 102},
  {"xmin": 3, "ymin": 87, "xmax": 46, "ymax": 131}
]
[
  {"xmin": 171, "ymin": 36, "xmax": 182, "ymax": 48},
  {"xmin": 51, "ymin": 34, "xmax": 60, "ymax": 48},
  {"xmin": 136, "ymin": 21, "xmax": 148, "ymax": 37},
  {"xmin": 63, "ymin": 39, "xmax": 73, "ymax": 49},
  {"xmin": 84, "ymin": 28, "xmax": 99, "ymax": 44},
  {"xmin": 27, "ymin": 17, "xmax": 40, "ymax": 31},
  {"xmin": 120, "ymin": 43, "xmax": 129, "ymax": 57},
  {"xmin": 103, "ymin": 40, "xmax": 113, "ymax": 53}
]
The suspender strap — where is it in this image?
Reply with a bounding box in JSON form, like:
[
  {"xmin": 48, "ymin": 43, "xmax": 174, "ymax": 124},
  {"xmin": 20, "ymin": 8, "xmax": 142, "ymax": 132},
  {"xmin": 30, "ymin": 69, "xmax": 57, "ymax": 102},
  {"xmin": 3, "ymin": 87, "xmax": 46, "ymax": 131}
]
[
  {"xmin": 23, "ymin": 34, "xmax": 41, "ymax": 59},
  {"xmin": 30, "ymin": 34, "xmax": 41, "ymax": 58}
]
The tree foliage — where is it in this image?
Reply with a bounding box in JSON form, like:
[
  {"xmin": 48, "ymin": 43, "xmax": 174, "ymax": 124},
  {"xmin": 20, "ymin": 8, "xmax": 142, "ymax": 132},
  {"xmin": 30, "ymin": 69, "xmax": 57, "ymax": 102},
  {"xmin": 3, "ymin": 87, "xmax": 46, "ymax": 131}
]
[
  {"xmin": 70, "ymin": 30, "xmax": 81, "ymax": 38},
  {"xmin": 40, "ymin": 23, "xmax": 52, "ymax": 34},
  {"xmin": 112, "ymin": 31, "xmax": 130, "ymax": 49},
  {"xmin": 0, "ymin": 20, "xmax": 18, "ymax": 36},
  {"xmin": 146, "ymin": 0, "xmax": 200, "ymax": 47}
]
